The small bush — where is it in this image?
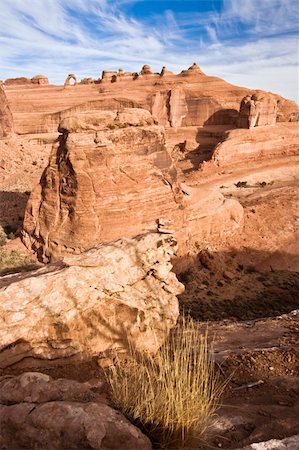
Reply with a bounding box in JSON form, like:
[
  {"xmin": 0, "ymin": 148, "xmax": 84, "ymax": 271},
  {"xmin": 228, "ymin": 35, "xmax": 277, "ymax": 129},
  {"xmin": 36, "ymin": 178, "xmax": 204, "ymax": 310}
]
[
  {"xmin": 0, "ymin": 249, "xmax": 37, "ymax": 276},
  {"xmin": 234, "ymin": 181, "xmax": 247, "ymax": 188},
  {"xmin": 258, "ymin": 181, "xmax": 267, "ymax": 188},
  {"xmin": 106, "ymin": 316, "xmax": 226, "ymax": 448}
]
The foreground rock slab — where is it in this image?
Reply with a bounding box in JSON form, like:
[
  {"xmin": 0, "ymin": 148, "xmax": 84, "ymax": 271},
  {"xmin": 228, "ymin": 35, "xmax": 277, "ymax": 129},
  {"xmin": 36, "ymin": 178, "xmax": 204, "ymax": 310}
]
[
  {"xmin": 0, "ymin": 233, "xmax": 183, "ymax": 368},
  {"xmin": 0, "ymin": 372, "xmax": 152, "ymax": 450},
  {"xmin": 237, "ymin": 434, "xmax": 299, "ymax": 450}
]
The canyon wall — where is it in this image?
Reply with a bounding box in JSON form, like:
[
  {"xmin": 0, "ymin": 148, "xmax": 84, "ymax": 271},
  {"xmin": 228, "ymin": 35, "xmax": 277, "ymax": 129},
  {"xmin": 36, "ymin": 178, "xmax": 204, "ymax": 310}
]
[
  {"xmin": 22, "ymin": 108, "xmax": 243, "ymax": 262},
  {"xmin": 0, "ymin": 84, "xmax": 14, "ymax": 137}
]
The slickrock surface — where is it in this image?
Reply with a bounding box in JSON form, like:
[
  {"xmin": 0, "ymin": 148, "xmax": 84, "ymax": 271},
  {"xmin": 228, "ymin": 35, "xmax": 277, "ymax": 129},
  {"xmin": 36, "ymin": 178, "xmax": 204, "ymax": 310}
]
[
  {"xmin": 21, "ymin": 108, "xmax": 243, "ymax": 261},
  {"xmin": 210, "ymin": 123, "xmax": 299, "ymax": 168},
  {"xmin": 0, "ymin": 372, "xmax": 152, "ymax": 450},
  {"xmin": 0, "ymin": 84, "xmax": 14, "ymax": 137},
  {"xmin": 0, "ymin": 233, "xmax": 183, "ymax": 367}
]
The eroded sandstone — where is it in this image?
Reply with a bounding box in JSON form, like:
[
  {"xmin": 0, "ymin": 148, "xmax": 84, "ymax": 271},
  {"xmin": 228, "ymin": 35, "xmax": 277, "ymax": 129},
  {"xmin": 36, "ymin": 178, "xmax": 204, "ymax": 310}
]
[
  {"xmin": 0, "ymin": 84, "xmax": 14, "ymax": 137},
  {"xmin": 238, "ymin": 92, "xmax": 277, "ymax": 128},
  {"xmin": 0, "ymin": 233, "xmax": 183, "ymax": 367},
  {"xmin": 22, "ymin": 108, "xmax": 243, "ymax": 261}
]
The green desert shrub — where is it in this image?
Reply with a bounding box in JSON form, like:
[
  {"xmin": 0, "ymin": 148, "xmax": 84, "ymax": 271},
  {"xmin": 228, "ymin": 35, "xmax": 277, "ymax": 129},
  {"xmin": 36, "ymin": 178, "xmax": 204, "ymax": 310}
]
[{"xmin": 106, "ymin": 316, "xmax": 226, "ymax": 448}]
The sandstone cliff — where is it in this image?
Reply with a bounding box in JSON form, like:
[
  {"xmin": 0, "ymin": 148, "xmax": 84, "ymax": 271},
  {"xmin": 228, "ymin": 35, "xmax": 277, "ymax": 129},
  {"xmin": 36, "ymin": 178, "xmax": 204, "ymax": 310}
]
[
  {"xmin": 0, "ymin": 84, "xmax": 14, "ymax": 137},
  {"xmin": 211, "ymin": 123, "xmax": 299, "ymax": 167},
  {"xmin": 22, "ymin": 108, "xmax": 243, "ymax": 261},
  {"xmin": 22, "ymin": 108, "xmax": 183, "ymax": 261},
  {"xmin": 238, "ymin": 92, "xmax": 277, "ymax": 128},
  {"xmin": 6, "ymin": 64, "xmax": 298, "ymax": 135}
]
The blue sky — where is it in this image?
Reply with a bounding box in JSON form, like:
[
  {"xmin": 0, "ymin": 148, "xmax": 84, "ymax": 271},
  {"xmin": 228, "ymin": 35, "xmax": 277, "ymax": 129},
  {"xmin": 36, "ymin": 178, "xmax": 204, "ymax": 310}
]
[{"xmin": 0, "ymin": 0, "xmax": 298, "ymax": 101}]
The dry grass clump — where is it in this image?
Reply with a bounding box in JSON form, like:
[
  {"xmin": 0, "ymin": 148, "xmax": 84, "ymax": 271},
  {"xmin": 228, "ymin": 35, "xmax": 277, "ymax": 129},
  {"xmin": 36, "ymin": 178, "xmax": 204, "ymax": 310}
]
[
  {"xmin": 0, "ymin": 249, "xmax": 37, "ymax": 276},
  {"xmin": 106, "ymin": 316, "xmax": 226, "ymax": 448}
]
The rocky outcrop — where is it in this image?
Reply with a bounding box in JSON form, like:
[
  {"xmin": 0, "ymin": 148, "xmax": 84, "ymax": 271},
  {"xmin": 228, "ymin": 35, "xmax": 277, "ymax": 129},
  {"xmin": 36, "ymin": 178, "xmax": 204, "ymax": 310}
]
[
  {"xmin": 4, "ymin": 75, "xmax": 49, "ymax": 86},
  {"xmin": 0, "ymin": 233, "xmax": 183, "ymax": 367},
  {"xmin": 180, "ymin": 62, "xmax": 205, "ymax": 77},
  {"xmin": 6, "ymin": 64, "xmax": 298, "ymax": 135},
  {"xmin": 22, "ymin": 108, "xmax": 183, "ymax": 261},
  {"xmin": 0, "ymin": 372, "xmax": 152, "ymax": 450},
  {"xmin": 160, "ymin": 66, "xmax": 174, "ymax": 77},
  {"xmin": 4, "ymin": 76, "xmax": 32, "ymax": 85},
  {"xmin": 151, "ymin": 89, "xmax": 188, "ymax": 127},
  {"xmin": 31, "ymin": 74, "xmax": 49, "ymax": 85},
  {"xmin": 210, "ymin": 123, "xmax": 299, "ymax": 167},
  {"xmin": 22, "ymin": 107, "xmax": 243, "ymax": 260},
  {"xmin": 0, "ymin": 84, "xmax": 14, "ymax": 137},
  {"xmin": 64, "ymin": 73, "xmax": 77, "ymax": 86},
  {"xmin": 238, "ymin": 92, "xmax": 277, "ymax": 128},
  {"xmin": 140, "ymin": 64, "xmax": 153, "ymax": 75},
  {"xmin": 101, "ymin": 70, "xmax": 118, "ymax": 83}
]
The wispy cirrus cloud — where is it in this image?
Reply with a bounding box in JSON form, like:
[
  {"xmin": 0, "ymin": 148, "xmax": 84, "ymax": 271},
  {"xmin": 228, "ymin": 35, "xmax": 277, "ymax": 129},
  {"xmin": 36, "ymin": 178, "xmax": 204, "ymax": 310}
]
[{"xmin": 0, "ymin": 0, "xmax": 298, "ymax": 101}]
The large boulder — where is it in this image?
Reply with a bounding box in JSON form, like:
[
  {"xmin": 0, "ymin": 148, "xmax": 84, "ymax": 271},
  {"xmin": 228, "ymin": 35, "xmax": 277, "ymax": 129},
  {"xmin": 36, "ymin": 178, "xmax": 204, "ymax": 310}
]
[
  {"xmin": 0, "ymin": 233, "xmax": 183, "ymax": 368},
  {"xmin": 0, "ymin": 84, "xmax": 14, "ymax": 137},
  {"xmin": 0, "ymin": 372, "xmax": 152, "ymax": 450}
]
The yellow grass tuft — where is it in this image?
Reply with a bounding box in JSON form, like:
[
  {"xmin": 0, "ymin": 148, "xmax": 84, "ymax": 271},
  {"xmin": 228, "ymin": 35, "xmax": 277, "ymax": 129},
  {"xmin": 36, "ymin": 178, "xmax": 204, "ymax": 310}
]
[{"xmin": 106, "ymin": 316, "xmax": 226, "ymax": 448}]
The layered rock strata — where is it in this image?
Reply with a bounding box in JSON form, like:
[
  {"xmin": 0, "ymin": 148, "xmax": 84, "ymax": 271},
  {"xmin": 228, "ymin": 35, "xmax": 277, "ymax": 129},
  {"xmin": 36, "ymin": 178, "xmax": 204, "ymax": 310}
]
[
  {"xmin": 4, "ymin": 75, "xmax": 49, "ymax": 86},
  {"xmin": 0, "ymin": 84, "xmax": 14, "ymax": 137},
  {"xmin": 22, "ymin": 108, "xmax": 243, "ymax": 261},
  {"xmin": 22, "ymin": 108, "xmax": 183, "ymax": 261},
  {"xmin": 238, "ymin": 92, "xmax": 277, "ymax": 128},
  {"xmin": 210, "ymin": 123, "xmax": 299, "ymax": 167},
  {"xmin": 0, "ymin": 233, "xmax": 183, "ymax": 367},
  {"xmin": 0, "ymin": 372, "xmax": 152, "ymax": 450}
]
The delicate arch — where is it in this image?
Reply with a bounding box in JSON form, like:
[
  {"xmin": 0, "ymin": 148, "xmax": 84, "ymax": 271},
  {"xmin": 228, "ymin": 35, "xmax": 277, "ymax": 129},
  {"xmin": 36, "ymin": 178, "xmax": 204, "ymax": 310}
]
[{"xmin": 64, "ymin": 74, "xmax": 77, "ymax": 86}]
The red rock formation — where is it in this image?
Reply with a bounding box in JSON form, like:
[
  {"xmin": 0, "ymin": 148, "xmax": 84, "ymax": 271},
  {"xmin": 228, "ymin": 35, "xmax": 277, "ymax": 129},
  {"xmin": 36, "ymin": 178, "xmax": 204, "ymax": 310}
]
[
  {"xmin": 4, "ymin": 76, "xmax": 32, "ymax": 85},
  {"xmin": 180, "ymin": 62, "xmax": 205, "ymax": 77},
  {"xmin": 238, "ymin": 92, "xmax": 277, "ymax": 128},
  {"xmin": 22, "ymin": 107, "xmax": 243, "ymax": 261},
  {"xmin": 31, "ymin": 74, "xmax": 49, "ymax": 85},
  {"xmin": 5, "ymin": 65, "xmax": 298, "ymax": 135},
  {"xmin": 22, "ymin": 108, "xmax": 183, "ymax": 260},
  {"xmin": 0, "ymin": 84, "xmax": 14, "ymax": 137},
  {"xmin": 160, "ymin": 66, "xmax": 174, "ymax": 77},
  {"xmin": 64, "ymin": 73, "xmax": 77, "ymax": 86},
  {"xmin": 101, "ymin": 70, "xmax": 118, "ymax": 83},
  {"xmin": 211, "ymin": 123, "xmax": 299, "ymax": 167},
  {"xmin": 0, "ymin": 233, "xmax": 182, "ymax": 363}
]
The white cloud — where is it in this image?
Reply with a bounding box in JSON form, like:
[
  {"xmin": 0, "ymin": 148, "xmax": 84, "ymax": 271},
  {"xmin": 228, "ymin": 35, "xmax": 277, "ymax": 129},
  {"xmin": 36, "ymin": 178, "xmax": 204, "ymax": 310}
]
[{"xmin": 0, "ymin": 0, "xmax": 297, "ymax": 101}]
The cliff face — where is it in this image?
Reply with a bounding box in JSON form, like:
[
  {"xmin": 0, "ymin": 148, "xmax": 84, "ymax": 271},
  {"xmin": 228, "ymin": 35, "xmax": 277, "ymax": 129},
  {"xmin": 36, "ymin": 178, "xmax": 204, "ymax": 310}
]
[
  {"xmin": 211, "ymin": 123, "xmax": 299, "ymax": 167},
  {"xmin": 0, "ymin": 84, "xmax": 14, "ymax": 137},
  {"xmin": 5, "ymin": 64, "xmax": 298, "ymax": 135},
  {"xmin": 22, "ymin": 107, "xmax": 243, "ymax": 262},
  {"xmin": 22, "ymin": 108, "xmax": 184, "ymax": 261}
]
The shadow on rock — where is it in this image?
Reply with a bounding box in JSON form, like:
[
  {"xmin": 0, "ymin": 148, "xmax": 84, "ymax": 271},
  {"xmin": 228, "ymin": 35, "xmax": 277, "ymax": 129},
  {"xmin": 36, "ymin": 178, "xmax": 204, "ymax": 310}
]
[{"xmin": 173, "ymin": 247, "xmax": 299, "ymax": 322}]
